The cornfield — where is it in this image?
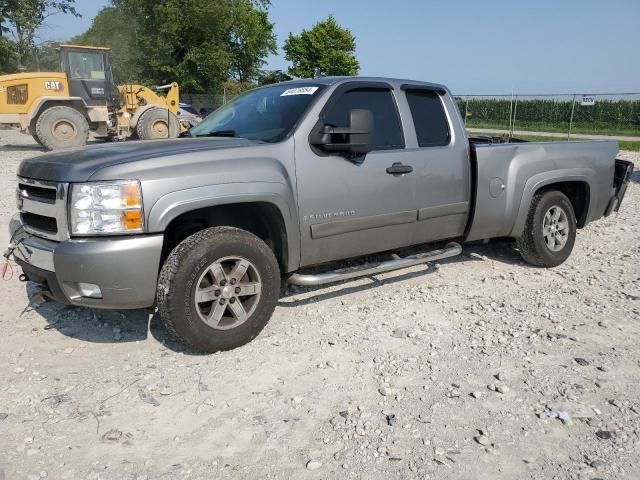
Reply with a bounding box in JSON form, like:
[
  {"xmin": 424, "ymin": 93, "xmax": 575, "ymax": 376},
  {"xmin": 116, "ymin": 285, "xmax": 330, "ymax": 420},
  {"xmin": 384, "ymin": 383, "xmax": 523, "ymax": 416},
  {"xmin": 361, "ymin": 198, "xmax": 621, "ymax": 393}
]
[{"xmin": 455, "ymin": 95, "xmax": 640, "ymax": 137}]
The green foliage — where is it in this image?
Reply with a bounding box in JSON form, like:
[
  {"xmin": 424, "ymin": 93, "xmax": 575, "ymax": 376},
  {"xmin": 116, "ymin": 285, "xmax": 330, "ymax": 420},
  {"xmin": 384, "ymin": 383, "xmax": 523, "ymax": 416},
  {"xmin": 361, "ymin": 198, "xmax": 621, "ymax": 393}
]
[
  {"xmin": 256, "ymin": 69, "xmax": 291, "ymax": 86},
  {"xmin": 30, "ymin": 40, "xmax": 61, "ymax": 70},
  {"xmin": 1, "ymin": 0, "xmax": 79, "ymax": 67},
  {"xmin": 283, "ymin": 14, "xmax": 359, "ymax": 79},
  {"xmin": 457, "ymin": 98, "xmax": 640, "ymax": 136},
  {"xmin": 70, "ymin": 7, "xmax": 138, "ymax": 83},
  {"xmin": 227, "ymin": 0, "xmax": 277, "ymax": 82},
  {"xmin": 111, "ymin": 0, "xmax": 276, "ymax": 92},
  {"xmin": 221, "ymin": 79, "xmax": 254, "ymax": 100},
  {"xmin": 0, "ymin": 35, "xmax": 17, "ymax": 73}
]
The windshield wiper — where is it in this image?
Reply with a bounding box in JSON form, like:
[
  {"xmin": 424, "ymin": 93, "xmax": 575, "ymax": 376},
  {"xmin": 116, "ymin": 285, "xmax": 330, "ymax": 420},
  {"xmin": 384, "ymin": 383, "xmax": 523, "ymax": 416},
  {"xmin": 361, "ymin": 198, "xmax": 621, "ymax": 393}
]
[{"xmin": 206, "ymin": 130, "xmax": 238, "ymax": 137}]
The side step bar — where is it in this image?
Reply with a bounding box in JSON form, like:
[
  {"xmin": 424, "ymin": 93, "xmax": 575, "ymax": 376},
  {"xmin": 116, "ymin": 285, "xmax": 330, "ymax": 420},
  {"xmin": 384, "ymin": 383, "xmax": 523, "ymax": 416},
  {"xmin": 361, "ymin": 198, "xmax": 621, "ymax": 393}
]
[{"xmin": 288, "ymin": 242, "xmax": 462, "ymax": 286}]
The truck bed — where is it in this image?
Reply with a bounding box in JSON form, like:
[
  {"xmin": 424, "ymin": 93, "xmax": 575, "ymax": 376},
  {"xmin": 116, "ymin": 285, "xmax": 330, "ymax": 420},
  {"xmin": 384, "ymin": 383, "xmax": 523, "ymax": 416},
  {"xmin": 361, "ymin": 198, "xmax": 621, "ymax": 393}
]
[{"xmin": 465, "ymin": 139, "xmax": 620, "ymax": 241}]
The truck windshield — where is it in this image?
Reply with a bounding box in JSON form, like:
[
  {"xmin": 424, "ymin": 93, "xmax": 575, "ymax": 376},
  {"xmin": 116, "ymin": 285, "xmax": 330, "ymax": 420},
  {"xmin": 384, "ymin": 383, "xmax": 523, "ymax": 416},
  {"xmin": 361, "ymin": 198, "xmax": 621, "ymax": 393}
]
[{"xmin": 189, "ymin": 83, "xmax": 325, "ymax": 143}]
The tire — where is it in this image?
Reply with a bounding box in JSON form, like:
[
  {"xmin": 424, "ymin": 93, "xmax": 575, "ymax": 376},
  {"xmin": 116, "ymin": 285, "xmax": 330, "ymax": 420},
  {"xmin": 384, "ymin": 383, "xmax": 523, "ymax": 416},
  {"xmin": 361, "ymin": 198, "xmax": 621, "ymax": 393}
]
[
  {"xmin": 35, "ymin": 106, "xmax": 89, "ymax": 150},
  {"xmin": 157, "ymin": 227, "xmax": 280, "ymax": 353},
  {"xmin": 28, "ymin": 125, "xmax": 45, "ymax": 148},
  {"xmin": 516, "ymin": 190, "xmax": 577, "ymax": 267},
  {"xmin": 136, "ymin": 108, "xmax": 180, "ymax": 140}
]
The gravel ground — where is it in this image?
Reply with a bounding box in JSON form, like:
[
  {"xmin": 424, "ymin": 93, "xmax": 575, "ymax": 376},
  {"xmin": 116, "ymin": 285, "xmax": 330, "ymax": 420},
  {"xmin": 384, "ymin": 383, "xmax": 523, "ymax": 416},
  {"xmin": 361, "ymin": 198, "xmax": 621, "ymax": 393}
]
[{"xmin": 0, "ymin": 128, "xmax": 639, "ymax": 480}]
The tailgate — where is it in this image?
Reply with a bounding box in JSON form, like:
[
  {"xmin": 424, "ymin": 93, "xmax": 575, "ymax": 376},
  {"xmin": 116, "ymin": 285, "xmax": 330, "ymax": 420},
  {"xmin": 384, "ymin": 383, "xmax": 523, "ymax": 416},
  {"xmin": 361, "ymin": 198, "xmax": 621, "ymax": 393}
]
[{"xmin": 610, "ymin": 159, "xmax": 634, "ymax": 213}]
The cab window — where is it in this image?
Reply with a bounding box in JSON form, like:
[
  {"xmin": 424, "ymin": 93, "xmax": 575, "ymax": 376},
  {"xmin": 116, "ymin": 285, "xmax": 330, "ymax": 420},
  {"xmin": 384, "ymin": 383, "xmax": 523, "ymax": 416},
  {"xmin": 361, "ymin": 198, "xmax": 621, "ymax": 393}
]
[
  {"xmin": 323, "ymin": 88, "xmax": 405, "ymax": 150},
  {"xmin": 405, "ymin": 89, "xmax": 451, "ymax": 147},
  {"xmin": 68, "ymin": 52, "xmax": 105, "ymax": 80}
]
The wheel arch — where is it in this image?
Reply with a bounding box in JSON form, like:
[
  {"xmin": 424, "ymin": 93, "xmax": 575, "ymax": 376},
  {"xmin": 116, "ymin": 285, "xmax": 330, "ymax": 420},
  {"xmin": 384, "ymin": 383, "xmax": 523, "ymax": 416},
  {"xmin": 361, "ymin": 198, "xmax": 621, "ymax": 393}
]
[
  {"xmin": 510, "ymin": 171, "xmax": 595, "ymax": 237},
  {"xmin": 27, "ymin": 97, "xmax": 88, "ymax": 131},
  {"xmin": 148, "ymin": 184, "xmax": 300, "ymax": 273}
]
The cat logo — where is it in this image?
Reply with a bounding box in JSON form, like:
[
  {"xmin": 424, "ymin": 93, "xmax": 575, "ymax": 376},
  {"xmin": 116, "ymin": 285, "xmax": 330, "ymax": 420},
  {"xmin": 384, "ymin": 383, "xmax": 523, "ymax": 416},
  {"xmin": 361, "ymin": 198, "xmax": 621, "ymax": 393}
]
[{"xmin": 44, "ymin": 80, "xmax": 64, "ymax": 92}]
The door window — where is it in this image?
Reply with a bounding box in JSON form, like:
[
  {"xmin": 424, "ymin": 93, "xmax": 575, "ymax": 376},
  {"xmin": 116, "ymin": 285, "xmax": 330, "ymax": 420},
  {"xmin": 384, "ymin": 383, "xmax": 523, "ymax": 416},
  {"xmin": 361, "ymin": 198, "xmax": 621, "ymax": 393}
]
[
  {"xmin": 323, "ymin": 88, "xmax": 405, "ymax": 150},
  {"xmin": 68, "ymin": 52, "xmax": 105, "ymax": 80},
  {"xmin": 405, "ymin": 89, "xmax": 450, "ymax": 147}
]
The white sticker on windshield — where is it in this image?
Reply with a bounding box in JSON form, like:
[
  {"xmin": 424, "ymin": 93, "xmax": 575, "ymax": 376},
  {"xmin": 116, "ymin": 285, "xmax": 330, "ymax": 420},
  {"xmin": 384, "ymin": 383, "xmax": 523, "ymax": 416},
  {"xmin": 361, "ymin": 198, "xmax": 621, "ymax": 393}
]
[{"xmin": 280, "ymin": 86, "xmax": 319, "ymax": 96}]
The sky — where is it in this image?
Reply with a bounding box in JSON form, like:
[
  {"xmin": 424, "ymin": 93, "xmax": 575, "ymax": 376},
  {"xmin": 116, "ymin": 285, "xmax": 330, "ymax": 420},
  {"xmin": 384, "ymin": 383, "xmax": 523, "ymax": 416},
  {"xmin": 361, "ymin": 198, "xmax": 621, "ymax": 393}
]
[{"xmin": 40, "ymin": 0, "xmax": 640, "ymax": 95}]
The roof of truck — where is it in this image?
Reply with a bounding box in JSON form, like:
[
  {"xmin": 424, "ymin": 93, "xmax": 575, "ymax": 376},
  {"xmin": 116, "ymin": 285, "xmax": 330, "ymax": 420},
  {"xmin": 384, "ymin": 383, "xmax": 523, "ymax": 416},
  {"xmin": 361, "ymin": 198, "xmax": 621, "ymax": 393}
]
[{"xmin": 283, "ymin": 76, "xmax": 449, "ymax": 92}]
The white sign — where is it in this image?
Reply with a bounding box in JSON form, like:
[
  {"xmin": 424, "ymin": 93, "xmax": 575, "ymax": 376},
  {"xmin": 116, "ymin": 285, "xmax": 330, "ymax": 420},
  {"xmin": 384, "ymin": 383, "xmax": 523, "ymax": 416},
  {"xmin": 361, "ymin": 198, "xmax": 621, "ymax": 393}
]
[
  {"xmin": 44, "ymin": 80, "xmax": 63, "ymax": 91},
  {"xmin": 280, "ymin": 87, "xmax": 319, "ymax": 96},
  {"xmin": 581, "ymin": 95, "xmax": 596, "ymax": 106}
]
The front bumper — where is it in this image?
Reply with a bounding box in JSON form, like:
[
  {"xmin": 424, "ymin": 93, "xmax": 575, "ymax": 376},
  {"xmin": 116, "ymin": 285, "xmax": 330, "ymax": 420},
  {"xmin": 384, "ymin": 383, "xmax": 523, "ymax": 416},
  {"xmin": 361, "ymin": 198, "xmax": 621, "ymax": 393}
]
[{"xmin": 9, "ymin": 214, "xmax": 163, "ymax": 309}]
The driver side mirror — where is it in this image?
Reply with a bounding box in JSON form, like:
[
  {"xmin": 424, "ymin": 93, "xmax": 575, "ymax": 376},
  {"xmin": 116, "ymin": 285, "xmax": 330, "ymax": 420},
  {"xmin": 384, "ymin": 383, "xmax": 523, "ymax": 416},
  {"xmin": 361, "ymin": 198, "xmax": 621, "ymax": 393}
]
[{"xmin": 310, "ymin": 109, "xmax": 374, "ymax": 155}]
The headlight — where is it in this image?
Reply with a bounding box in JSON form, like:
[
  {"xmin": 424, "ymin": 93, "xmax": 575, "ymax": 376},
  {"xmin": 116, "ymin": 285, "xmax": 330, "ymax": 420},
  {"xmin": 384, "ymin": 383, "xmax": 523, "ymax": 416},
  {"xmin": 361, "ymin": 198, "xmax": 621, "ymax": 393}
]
[{"xmin": 70, "ymin": 180, "xmax": 144, "ymax": 235}]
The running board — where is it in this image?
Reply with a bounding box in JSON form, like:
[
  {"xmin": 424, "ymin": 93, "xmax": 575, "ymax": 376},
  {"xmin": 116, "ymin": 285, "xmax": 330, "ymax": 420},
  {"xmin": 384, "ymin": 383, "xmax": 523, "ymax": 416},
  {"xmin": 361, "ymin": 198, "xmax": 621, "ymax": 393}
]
[{"xmin": 288, "ymin": 242, "xmax": 462, "ymax": 286}]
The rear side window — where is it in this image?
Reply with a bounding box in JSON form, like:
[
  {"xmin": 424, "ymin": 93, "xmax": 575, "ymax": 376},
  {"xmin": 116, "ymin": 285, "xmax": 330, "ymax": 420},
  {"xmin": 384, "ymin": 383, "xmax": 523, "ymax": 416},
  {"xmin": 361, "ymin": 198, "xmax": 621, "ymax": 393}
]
[
  {"xmin": 323, "ymin": 88, "xmax": 404, "ymax": 150},
  {"xmin": 405, "ymin": 90, "xmax": 450, "ymax": 147}
]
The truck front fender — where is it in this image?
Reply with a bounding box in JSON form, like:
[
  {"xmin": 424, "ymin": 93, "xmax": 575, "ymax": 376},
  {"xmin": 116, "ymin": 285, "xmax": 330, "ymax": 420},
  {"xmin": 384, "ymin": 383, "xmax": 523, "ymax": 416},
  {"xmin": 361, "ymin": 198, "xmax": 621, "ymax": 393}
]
[
  {"xmin": 510, "ymin": 169, "xmax": 596, "ymax": 237},
  {"xmin": 147, "ymin": 182, "xmax": 301, "ymax": 271}
]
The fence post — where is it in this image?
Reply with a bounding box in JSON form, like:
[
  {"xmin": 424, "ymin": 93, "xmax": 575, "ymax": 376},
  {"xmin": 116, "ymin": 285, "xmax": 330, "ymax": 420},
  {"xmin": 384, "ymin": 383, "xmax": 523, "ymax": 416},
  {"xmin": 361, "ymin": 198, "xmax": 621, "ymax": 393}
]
[
  {"xmin": 568, "ymin": 94, "xmax": 576, "ymax": 141},
  {"xmin": 464, "ymin": 97, "xmax": 469, "ymax": 127},
  {"xmin": 509, "ymin": 92, "xmax": 514, "ymax": 136},
  {"xmin": 510, "ymin": 95, "xmax": 519, "ymax": 139}
]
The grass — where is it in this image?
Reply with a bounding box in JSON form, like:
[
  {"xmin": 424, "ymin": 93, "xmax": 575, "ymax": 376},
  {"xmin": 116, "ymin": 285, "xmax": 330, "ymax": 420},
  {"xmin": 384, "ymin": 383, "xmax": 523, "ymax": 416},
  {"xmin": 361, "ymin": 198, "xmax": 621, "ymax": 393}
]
[{"xmin": 465, "ymin": 120, "xmax": 640, "ymax": 137}]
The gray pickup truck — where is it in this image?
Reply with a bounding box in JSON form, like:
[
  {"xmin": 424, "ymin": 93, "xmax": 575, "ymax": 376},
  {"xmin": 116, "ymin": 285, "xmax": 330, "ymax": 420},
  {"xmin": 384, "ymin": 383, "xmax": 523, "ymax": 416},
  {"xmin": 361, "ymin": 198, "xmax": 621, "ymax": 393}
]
[{"xmin": 8, "ymin": 77, "xmax": 633, "ymax": 352}]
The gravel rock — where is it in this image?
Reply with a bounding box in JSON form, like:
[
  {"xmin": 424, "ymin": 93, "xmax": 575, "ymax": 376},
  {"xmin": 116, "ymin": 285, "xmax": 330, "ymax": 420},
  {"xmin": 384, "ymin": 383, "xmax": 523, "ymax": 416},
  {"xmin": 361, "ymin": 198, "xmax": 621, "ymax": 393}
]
[
  {"xmin": 0, "ymin": 131, "xmax": 638, "ymax": 480},
  {"xmin": 595, "ymin": 430, "xmax": 615, "ymax": 440},
  {"xmin": 305, "ymin": 460, "xmax": 322, "ymax": 471}
]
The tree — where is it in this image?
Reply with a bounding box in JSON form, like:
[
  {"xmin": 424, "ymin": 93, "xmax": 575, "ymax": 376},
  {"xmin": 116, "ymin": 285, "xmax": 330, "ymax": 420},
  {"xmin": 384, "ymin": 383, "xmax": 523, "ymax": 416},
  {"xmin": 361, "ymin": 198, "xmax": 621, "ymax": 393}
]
[
  {"xmin": 227, "ymin": 0, "xmax": 277, "ymax": 82},
  {"xmin": 283, "ymin": 15, "xmax": 359, "ymax": 79},
  {"xmin": 111, "ymin": 0, "xmax": 276, "ymax": 92},
  {"xmin": 70, "ymin": 7, "xmax": 139, "ymax": 83},
  {"xmin": 257, "ymin": 69, "xmax": 292, "ymax": 86},
  {"xmin": 1, "ymin": 1, "xmax": 19, "ymax": 72},
  {"xmin": 1, "ymin": 0, "xmax": 79, "ymax": 68},
  {"xmin": 29, "ymin": 40, "xmax": 60, "ymax": 71}
]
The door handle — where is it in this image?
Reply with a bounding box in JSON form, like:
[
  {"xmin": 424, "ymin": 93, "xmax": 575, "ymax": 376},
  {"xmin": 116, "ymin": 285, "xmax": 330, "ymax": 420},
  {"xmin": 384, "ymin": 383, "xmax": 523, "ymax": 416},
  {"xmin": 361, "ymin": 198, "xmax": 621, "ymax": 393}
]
[{"xmin": 386, "ymin": 162, "xmax": 413, "ymax": 175}]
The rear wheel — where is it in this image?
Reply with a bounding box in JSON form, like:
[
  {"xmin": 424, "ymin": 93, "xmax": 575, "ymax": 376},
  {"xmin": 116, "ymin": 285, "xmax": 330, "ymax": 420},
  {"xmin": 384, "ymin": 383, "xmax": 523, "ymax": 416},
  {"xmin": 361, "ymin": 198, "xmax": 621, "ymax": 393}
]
[
  {"xmin": 136, "ymin": 108, "xmax": 180, "ymax": 140},
  {"xmin": 516, "ymin": 190, "xmax": 577, "ymax": 267},
  {"xmin": 35, "ymin": 106, "xmax": 89, "ymax": 150},
  {"xmin": 157, "ymin": 227, "xmax": 280, "ymax": 353}
]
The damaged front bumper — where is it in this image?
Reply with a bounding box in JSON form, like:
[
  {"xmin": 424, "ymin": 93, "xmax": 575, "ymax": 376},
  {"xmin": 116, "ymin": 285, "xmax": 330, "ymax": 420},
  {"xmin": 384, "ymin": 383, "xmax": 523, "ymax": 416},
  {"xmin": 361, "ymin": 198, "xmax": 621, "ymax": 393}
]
[{"xmin": 9, "ymin": 214, "xmax": 163, "ymax": 309}]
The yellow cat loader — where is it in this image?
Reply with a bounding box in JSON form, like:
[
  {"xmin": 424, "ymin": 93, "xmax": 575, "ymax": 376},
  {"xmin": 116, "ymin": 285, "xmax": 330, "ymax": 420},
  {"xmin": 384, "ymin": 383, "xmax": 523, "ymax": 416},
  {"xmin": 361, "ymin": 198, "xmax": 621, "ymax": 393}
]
[{"xmin": 0, "ymin": 45, "xmax": 184, "ymax": 150}]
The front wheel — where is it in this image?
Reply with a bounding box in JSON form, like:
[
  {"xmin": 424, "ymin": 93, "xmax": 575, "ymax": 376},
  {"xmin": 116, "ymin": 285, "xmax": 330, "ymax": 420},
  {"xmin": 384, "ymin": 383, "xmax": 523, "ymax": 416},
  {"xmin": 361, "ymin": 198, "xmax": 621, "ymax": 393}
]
[
  {"xmin": 157, "ymin": 227, "xmax": 280, "ymax": 353},
  {"xmin": 516, "ymin": 190, "xmax": 577, "ymax": 267},
  {"xmin": 136, "ymin": 108, "xmax": 180, "ymax": 140}
]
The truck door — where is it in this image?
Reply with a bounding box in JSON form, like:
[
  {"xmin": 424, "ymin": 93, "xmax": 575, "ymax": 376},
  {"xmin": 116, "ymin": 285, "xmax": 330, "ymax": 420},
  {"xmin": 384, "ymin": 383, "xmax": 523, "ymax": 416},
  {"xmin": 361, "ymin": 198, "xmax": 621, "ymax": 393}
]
[
  {"xmin": 294, "ymin": 83, "xmax": 420, "ymax": 267},
  {"xmin": 400, "ymin": 87, "xmax": 471, "ymax": 242}
]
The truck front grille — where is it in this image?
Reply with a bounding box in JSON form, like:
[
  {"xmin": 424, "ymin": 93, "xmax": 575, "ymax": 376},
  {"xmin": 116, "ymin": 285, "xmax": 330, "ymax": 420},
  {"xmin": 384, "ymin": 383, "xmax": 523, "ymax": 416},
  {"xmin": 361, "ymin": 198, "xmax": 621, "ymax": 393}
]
[
  {"xmin": 17, "ymin": 178, "xmax": 68, "ymax": 241},
  {"xmin": 20, "ymin": 212, "xmax": 58, "ymax": 234},
  {"xmin": 17, "ymin": 182, "xmax": 57, "ymax": 203}
]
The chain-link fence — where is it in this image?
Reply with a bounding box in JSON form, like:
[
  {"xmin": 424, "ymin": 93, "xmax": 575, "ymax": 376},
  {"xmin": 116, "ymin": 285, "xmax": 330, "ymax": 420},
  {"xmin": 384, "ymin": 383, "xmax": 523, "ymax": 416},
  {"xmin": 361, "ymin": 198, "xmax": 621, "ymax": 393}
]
[{"xmin": 455, "ymin": 93, "xmax": 640, "ymax": 138}]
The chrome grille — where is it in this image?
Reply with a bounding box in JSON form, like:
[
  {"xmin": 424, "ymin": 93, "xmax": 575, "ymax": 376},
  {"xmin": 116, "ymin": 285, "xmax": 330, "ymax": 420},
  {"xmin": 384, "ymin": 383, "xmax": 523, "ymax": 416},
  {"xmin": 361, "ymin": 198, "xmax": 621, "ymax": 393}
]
[{"xmin": 16, "ymin": 177, "xmax": 69, "ymax": 241}]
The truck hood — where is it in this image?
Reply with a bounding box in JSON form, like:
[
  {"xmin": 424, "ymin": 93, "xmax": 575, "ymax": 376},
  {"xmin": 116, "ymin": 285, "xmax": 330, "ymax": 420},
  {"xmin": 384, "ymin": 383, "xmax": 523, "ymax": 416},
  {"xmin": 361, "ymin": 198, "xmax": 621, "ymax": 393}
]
[{"xmin": 18, "ymin": 137, "xmax": 259, "ymax": 182}]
